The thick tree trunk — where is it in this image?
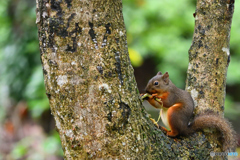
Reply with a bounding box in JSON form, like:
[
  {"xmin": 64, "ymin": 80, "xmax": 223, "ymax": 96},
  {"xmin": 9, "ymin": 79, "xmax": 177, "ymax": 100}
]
[{"xmin": 36, "ymin": 0, "xmax": 234, "ymax": 159}]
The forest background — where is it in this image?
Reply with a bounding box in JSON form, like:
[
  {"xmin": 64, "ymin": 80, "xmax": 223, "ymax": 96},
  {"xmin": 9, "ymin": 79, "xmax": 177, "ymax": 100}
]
[{"xmin": 0, "ymin": 0, "xmax": 239, "ymax": 159}]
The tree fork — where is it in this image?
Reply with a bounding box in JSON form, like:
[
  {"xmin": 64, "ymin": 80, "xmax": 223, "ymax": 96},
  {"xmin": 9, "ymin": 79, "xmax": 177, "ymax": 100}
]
[{"xmin": 36, "ymin": 0, "xmax": 235, "ymax": 159}]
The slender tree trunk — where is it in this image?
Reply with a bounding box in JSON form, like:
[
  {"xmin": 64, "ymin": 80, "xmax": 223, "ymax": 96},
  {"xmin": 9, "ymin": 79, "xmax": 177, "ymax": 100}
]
[
  {"xmin": 186, "ymin": 0, "xmax": 234, "ymax": 113},
  {"xmin": 36, "ymin": 0, "xmax": 235, "ymax": 159},
  {"xmin": 185, "ymin": 0, "xmax": 235, "ymax": 156}
]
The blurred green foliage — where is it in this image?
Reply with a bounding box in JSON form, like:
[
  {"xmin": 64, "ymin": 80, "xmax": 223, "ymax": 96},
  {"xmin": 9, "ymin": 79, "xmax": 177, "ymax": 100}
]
[
  {"xmin": 0, "ymin": 0, "xmax": 48, "ymax": 119},
  {"xmin": 123, "ymin": 0, "xmax": 240, "ymax": 89},
  {"xmin": 123, "ymin": 0, "xmax": 196, "ymax": 87},
  {"xmin": 0, "ymin": 0, "xmax": 239, "ymax": 158},
  {"xmin": 9, "ymin": 131, "xmax": 63, "ymax": 160}
]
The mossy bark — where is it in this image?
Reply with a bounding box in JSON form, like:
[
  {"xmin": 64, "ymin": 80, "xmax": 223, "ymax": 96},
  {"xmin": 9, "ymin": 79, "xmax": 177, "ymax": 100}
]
[
  {"xmin": 185, "ymin": 0, "xmax": 235, "ymax": 158},
  {"xmin": 36, "ymin": 0, "xmax": 234, "ymax": 159},
  {"xmin": 186, "ymin": 0, "xmax": 234, "ymax": 113}
]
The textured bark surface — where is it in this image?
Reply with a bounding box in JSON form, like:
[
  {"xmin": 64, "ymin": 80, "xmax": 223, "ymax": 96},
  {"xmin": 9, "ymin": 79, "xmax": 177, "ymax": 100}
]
[
  {"xmin": 186, "ymin": 0, "xmax": 235, "ymax": 114},
  {"xmin": 185, "ymin": 0, "xmax": 235, "ymax": 157},
  {"xmin": 36, "ymin": 0, "xmax": 234, "ymax": 159}
]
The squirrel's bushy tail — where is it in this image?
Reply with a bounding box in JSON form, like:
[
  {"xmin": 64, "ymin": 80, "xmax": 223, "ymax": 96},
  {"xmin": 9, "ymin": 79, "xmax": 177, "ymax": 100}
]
[{"xmin": 190, "ymin": 110, "xmax": 237, "ymax": 152}]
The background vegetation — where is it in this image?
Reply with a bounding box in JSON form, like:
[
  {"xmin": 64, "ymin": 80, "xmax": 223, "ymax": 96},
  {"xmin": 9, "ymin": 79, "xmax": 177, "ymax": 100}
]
[{"xmin": 0, "ymin": 0, "xmax": 239, "ymax": 159}]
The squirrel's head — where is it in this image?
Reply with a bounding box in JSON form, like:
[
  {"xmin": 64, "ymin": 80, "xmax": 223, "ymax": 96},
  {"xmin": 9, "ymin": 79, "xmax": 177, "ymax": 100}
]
[{"xmin": 145, "ymin": 71, "xmax": 170, "ymax": 94}]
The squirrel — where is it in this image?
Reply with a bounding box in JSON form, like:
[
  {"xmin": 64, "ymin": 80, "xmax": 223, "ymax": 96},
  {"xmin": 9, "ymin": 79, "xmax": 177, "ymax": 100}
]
[{"xmin": 143, "ymin": 71, "xmax": 237, "ymax": 152}]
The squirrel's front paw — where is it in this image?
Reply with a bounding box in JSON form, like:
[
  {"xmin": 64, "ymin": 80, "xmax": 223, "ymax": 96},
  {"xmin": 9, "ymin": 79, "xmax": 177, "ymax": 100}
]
[{"xmin": 141, "ymin": 93, "xmax": 152, "ymax": 101}]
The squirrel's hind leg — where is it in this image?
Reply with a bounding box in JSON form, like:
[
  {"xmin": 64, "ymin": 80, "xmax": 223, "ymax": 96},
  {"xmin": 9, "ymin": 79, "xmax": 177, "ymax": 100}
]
[{"xmin": 165, "ymin": 103, "xmax": 184, "ymax": 137}]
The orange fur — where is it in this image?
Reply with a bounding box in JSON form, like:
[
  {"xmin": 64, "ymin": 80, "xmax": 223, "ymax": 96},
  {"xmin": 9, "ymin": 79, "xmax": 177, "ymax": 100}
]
[
  {"xmin": 159, "ymin": 126, "xmax": 169, "ymax": 132},
  {"xmin": 147, "ymin": 98, "xmax": 161, "ymax": 109},
  {"xmin": 159, "ymin": 92, "xmax": 169, "ymax": 100},
  {"xmin": 147, "ymin": 94, "xmax": 164, "ymax": 109},
  {"xmin": 167, "ymin": 103, "xmax": 182, "ymax": 137}
]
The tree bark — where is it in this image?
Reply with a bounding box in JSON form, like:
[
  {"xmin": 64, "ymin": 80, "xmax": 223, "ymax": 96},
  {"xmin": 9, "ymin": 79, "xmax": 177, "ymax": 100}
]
[
  {"xmin": 185, "ymin": 0, "xmax": 235, "ymax": 157},
  {"xmin": 36, "ymin": 0, "xmax": 234, "ymax": 159},
  {"xmin": 186, "ymin": 0, "xmax": 234, "ymax": 113}
]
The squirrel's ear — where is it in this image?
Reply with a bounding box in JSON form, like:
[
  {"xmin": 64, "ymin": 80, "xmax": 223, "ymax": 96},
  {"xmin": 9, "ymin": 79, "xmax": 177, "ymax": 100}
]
[
  {"xmin": 163, "ymin": 72, "xmax": 169, "ymax": 84},
  {"xmin": 157, "ymin": 71, "xmax": 162, "ymax": 75}
]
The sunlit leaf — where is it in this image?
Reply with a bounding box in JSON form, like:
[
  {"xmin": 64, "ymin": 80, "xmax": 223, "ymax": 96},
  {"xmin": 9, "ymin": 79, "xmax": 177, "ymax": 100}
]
[{"xmin": 129, "ymin": 48, "xmax": 143, "ymax": 67}]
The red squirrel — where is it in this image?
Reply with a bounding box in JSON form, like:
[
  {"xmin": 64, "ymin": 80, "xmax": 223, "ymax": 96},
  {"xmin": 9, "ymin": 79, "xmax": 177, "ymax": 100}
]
[{"xmin": 143, "ymin": 71, "xmax": 237, "ymax": 152}]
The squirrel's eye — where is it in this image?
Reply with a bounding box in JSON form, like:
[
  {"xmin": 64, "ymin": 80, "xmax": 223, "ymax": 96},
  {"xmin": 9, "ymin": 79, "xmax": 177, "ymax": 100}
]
[{"xmin": 154, "ymin": 81, "xmax": 159, "ymax": 85}]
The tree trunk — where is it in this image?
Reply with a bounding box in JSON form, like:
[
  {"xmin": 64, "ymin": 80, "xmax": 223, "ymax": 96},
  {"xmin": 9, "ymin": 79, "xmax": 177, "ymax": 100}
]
[
  {"xmin": 186, "ymin": 0, "xmax": 234, "ymax": 113},
  {"xmin": 36, "ymin": 0, "xmax": 234, "ymax": 159}
]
